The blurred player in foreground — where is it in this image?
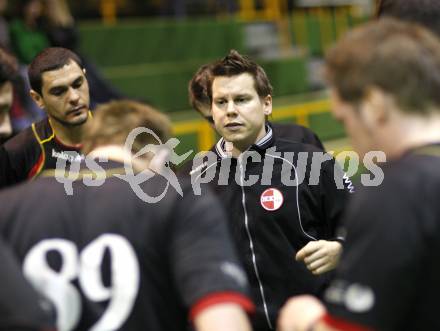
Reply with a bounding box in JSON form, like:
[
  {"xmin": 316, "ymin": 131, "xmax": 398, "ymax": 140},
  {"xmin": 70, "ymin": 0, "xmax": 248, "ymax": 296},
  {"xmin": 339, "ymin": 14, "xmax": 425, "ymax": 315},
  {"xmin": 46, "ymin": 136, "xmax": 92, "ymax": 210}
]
[
  {"xmin": 0, "ymin": 100, "xmax": 253, "ymax": 331},
  {"xmin": 278, "ymin": 18, "xmax": 440, "ymax": 331}
]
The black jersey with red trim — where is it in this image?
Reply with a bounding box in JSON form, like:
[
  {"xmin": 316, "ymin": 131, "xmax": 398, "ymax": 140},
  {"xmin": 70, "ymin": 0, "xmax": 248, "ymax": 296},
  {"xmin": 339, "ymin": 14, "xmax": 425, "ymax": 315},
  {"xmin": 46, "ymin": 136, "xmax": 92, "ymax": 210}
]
[
  {"xmin": 322, "ymin": 145, "xmax": 440, "ymax": 331},
  {"xmin": 0, "ymin": 160, "xmax": 253, "ymax": 331},
  {"xmin": 190, "ymin": 126, "xmax": 350, "ymax": 330},
  {"xmin": 0, "ymin": 237, "xmax": 56, "ymax": 331},
  {"xmin": 0, "ymin": 117, "xmax": 82, "ymax": 188}
]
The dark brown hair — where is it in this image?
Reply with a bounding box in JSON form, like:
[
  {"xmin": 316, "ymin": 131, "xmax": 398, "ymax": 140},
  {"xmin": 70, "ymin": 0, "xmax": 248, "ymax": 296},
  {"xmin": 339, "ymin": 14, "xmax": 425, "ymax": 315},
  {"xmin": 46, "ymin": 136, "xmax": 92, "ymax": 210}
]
[
  {"xmin": 325, "ymin": 18, "xmax": 440, "ymax": 114},
  {"xmin": 28, "ymin": 47, "xmax": 83, "ymax": 95},
  {"xmin": 208, "ymin": 50, "xmax": 273, "ymax": 99},
  {"xmin": 188, "ymin": 63, "xmax": 212, "ymax": 113}
]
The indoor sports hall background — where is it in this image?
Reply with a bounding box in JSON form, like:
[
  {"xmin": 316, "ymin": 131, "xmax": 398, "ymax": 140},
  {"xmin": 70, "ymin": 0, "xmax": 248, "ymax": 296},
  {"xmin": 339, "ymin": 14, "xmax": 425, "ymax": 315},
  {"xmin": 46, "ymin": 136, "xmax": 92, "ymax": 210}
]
[{"xmin": 5, "ymin": 0, "xmax": 375, "ymax": 160}]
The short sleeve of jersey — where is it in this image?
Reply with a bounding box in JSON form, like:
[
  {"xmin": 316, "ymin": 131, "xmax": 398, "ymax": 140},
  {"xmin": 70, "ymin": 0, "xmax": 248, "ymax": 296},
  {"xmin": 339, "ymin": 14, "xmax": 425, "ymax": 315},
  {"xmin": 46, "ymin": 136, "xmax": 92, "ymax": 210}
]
[
  {"xmin": 0, "ymin": 236, "xmax": 55, "ymax": 330},
  {"xmin": 323, "ymin": 180, "xmax": 425, "ymax": 330},
  {"xmin": 168, "ymin": 183, "xmax": 252, "ymax": 316}
]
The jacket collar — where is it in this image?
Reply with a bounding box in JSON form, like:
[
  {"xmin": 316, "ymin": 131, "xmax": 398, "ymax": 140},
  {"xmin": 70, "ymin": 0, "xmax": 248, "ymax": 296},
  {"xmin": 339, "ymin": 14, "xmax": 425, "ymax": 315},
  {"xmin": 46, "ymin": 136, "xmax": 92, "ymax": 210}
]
[{"xmin": 214, "ymin": 124, "xmax": 274, "ymax": 159}]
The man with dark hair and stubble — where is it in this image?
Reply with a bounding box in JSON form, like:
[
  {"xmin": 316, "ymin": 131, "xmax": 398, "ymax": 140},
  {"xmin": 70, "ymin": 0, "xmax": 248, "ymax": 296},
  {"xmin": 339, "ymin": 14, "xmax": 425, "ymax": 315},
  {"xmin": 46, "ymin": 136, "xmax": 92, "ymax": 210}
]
[
  {"xmin": 0, "ymin": 99, "xmax": 254, "ymax": 331},
  {"xmin": 0, "ymin": 47, "xmax": 91, "ymax": 188},
  {"xmin": 191, "ymin": 50, "xmax": 351, "ymax": 331},
  {"xmin": 278, "ymin": 18, "xmax": 440, "ymax": 331}
]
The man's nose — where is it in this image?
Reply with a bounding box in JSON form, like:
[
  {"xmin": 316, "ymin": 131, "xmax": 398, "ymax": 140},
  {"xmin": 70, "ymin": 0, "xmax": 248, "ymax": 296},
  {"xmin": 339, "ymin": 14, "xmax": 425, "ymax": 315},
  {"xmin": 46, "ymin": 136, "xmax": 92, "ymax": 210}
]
[
  {"xmin": 68, "ymin": 88, "xmax": 80, "ymax": 104},
  {"xmin": 226, "ymin": 100, "xmax": 237, "ymax": 115}
]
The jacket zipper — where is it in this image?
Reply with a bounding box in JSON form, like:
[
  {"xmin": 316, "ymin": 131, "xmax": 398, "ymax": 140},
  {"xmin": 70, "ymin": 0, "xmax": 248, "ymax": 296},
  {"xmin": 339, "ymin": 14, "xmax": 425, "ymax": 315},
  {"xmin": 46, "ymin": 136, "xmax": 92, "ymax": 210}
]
[{"xmin": 238, "ymin": 161, "xmax": 273, "ymax": 330}]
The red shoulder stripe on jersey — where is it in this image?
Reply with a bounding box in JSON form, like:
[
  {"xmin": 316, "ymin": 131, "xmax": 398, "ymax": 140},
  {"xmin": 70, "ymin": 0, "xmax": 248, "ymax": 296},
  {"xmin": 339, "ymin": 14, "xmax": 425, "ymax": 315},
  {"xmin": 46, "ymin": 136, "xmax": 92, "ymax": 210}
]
[
  {"xmin": 322, "ymin": 313, "xmax": 375, "ymax": 331},
  {"xmin": 189, "ymin": 292, "xmax": 255, "ymax": 321},
  {"xmin": 27, "ymin": 153, "xmax": 44, "ymax": 179}
]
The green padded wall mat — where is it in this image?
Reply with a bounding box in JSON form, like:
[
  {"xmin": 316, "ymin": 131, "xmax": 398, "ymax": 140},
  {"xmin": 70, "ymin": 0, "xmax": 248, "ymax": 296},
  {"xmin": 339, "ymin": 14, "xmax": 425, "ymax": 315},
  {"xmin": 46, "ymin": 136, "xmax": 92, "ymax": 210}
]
[
  {"xmin": 78, "ymin": 18, "xmax": 245, "ymax": 67},
  {"xmin": 308, "ymin": 112, "xmax": 345, "ymax": 140},
  {"xmin": 101, "ymin": 56, "xmax": 309, "ymax": 112}
]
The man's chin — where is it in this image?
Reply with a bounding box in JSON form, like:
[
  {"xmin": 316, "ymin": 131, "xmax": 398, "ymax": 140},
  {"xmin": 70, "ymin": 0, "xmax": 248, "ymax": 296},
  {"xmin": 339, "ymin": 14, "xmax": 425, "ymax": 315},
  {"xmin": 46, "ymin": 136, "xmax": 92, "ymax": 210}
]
[
  {"xmin": 53, "ymin": 113, "xmax": 89, "ymax": 127},
  {"xmin": 68, "ymin": 113, "xmax": 89, "ymax": 126}
]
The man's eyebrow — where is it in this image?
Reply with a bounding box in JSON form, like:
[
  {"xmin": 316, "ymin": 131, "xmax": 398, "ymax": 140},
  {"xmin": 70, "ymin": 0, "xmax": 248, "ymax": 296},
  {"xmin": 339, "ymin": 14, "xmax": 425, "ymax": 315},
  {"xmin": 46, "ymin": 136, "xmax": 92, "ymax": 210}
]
[
  {"xmin": 72, "ymin": 76, "xmax": 84, "ymax": 84},
  {"xmin": 48, "ymin": 75, "xmax": 84, "ymax": 92},
  {"xmin": 49, "ymin": 85, "xmax": 67, "ymax": 93}
]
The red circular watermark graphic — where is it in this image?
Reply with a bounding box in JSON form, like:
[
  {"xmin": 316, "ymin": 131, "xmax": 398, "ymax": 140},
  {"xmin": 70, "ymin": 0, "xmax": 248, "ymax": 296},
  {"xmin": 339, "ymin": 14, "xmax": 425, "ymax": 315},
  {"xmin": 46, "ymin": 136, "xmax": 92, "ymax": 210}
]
[{"xmin": 260, "ymin": 188, "xmax": 284, "ymax": 211}]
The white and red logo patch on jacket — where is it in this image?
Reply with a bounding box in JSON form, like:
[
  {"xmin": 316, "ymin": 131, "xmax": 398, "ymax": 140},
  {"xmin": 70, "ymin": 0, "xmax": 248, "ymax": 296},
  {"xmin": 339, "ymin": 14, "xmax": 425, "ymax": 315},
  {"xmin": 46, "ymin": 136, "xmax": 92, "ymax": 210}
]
[{"xmin": 260, "ymin": 188, "xmax": 284, "ymax": 211}]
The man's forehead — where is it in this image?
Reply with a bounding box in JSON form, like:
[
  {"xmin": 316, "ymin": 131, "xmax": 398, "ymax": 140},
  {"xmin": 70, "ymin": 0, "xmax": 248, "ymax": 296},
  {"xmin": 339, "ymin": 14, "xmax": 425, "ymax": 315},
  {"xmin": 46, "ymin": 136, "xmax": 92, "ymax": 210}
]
[
  {"xmin": 212, "ymin": 73, "xmax": 256, "ymax": 96},
  {"xmin": 41, "ymin": 60, "xmax": 84, "ymax": 88}
]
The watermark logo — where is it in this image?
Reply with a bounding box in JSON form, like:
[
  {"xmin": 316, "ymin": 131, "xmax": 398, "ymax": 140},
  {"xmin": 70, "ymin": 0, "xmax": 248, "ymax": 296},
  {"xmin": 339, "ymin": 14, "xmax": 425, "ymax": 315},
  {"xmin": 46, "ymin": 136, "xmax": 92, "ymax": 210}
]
[
  {"xmin": 54, "ymin": 127, "xmax": 387, "ymax": 202},
  {"xmin": 114, "ymin": 127, "xmax": 192, "ymax": 202}
]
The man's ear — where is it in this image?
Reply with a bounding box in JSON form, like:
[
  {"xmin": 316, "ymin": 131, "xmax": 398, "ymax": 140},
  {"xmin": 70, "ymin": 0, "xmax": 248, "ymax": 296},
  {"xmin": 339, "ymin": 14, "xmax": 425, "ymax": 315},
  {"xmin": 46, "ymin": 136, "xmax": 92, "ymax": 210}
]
[
  {"xmin": 361, "ymin": 87, "xmax": 391, "ymax": 126},
  {"xmin": 263, "ymin": 95, "xmax": 272, "ymax": 116},
  {"xmin": 30, "ymin": 90, "xmax": 44, "ymax": 109}
]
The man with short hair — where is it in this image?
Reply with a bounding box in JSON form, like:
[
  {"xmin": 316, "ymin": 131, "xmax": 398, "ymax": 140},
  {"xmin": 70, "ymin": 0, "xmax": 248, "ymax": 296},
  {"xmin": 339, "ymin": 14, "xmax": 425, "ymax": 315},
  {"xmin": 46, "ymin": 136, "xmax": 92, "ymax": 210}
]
[
  {"xmin": 187, "ymin": 61, "xmax": 325, "ymax": 149},
  {"xmin": 0, "ymin": 47, "xmax": 91, "ymax": 188},
  {"xmin": 278, "ymin": 19, "xmax": 440, "ymax": 331},
  {"xmin": 0, "ymin": 99, "xmax": 254, "ymax": 331},
  {"xmin": 192, "ymin": 50, "xmax": 350, "ymax": 331}
]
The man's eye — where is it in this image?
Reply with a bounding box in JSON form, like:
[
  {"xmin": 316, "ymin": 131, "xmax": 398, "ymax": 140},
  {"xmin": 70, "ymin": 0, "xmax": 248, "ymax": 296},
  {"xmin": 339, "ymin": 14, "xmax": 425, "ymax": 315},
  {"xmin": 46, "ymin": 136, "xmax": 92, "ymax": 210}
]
[
  {"xmin": 215, "ymin": 99, "xmax": 226, "ymax": 106},
  {"xmin": 72, "ymin": 79, "xmax": 83, "ymax": 89},
  {"xmin": 51, "ymin": 89, "xmax": 66, "ymax": 96}
]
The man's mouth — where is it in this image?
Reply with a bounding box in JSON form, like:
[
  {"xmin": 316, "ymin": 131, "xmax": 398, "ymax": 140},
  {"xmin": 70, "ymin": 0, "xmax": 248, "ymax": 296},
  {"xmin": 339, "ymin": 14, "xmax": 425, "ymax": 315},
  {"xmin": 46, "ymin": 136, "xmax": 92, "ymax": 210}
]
[
  {"xmin": 225, "ymin": 122, "xmax": 243, "ymax": 129},
  {"xmin": 68, "ymin": 106, "xmax": 86, "ymax": 114}
]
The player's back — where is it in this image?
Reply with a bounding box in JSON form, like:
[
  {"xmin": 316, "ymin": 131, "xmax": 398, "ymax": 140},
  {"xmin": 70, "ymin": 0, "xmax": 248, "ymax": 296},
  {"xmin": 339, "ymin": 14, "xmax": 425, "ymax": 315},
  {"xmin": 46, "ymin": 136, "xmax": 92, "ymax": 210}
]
[
  {"xmin": 0, "ymin": 161, "xmax": 247, "ymax": 331},
  {"xmin": 391, "ymin": 151, "xmax": 440, "ymax": 330},
  {"xmin": 0, "ymin": 237, "xmax": 56, "ymax": 331},
  {"xmin": 326, "ymin": 148, "xmax": 440, "ymax": 330}
]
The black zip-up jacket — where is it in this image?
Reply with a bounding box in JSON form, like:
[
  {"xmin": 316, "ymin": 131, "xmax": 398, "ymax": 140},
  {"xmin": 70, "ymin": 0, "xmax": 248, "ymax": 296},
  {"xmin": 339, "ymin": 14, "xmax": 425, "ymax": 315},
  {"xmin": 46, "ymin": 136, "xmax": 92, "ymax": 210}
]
[{"xmin": 190, "ymin": 126, "xmax": 351, "ymax": 330}]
